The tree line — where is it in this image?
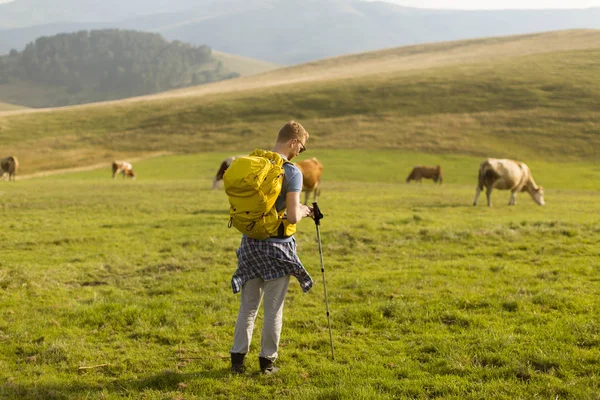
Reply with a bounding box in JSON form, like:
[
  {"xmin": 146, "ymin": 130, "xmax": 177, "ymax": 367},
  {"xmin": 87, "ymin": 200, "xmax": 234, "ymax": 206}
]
[{"xmin": 0, "ymin": 29, "xmax": 238, "ymax": 105}]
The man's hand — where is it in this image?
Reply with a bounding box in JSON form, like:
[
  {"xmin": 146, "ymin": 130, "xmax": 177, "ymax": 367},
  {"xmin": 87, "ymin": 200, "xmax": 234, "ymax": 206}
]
[
  {"xmin": 301, "ymin": 204, "xmax": 313, "ymax": 218},
  {"xmin": 286, "ymin": 192, "xmax": 312, "ymax": 223}
]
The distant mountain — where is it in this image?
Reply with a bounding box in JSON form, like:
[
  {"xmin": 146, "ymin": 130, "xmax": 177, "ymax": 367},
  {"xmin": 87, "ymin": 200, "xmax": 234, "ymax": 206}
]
[
  {"xmin": 1, "ymin": 0, "xmax": 600, "ymax": 64},
  {"xmin": 0, "ymin": 0, "xmax": 208, "ymax": 28}
]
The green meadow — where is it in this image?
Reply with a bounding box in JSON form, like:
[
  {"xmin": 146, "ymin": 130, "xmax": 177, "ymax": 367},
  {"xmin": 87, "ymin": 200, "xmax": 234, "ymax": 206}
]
[
  {"xmin": 1, "ymin": 30, "xmax": 600, "ymax": 399},
  {"xmin": 1, "ymin": 151, "xmax": 599, "ymax": 399}
]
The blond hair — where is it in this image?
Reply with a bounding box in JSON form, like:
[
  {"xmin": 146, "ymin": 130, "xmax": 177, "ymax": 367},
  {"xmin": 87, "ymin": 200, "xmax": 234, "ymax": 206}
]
[{"xmin": 276, "ymin": 120, "xmax": 309, "ymax": 144}]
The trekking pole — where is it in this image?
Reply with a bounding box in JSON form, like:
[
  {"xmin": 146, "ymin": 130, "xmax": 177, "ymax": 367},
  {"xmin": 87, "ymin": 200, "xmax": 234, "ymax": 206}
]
[{"xmin": 312, "ymin": 202, "xmax": 334, "ymax": 360}]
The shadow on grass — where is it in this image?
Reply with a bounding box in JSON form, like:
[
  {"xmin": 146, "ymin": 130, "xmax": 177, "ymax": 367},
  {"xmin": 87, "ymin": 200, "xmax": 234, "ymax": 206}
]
[
  {"xmin": 191, "ymin": 209, "xmax": 229, "ymax": 215},
  {"xmin": 416, "ymin": 203, "xmax": 471, "ymax": 209},
  {"xmin": 1, "ymin": 368, "xmax": 233, "ymax": 399}
]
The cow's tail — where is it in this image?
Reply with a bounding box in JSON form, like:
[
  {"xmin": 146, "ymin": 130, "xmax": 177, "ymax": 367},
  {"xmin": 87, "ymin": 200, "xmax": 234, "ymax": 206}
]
[
  {"xmin": 9, "ymin": 156, "xmax": 19, "ymax": 170},
  {"xmin": 477, "ymin": 161, "xmax": 490, "ymax": 190}
]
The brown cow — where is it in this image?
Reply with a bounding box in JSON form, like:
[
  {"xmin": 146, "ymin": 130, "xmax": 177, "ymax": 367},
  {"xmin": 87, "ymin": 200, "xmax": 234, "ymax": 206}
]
[
  {"xmin": 295, "ymin": 157, "xmax": 324, "ymax": 205},
  {"xmin": 0, "ymin": 156, "xmax": 19, "ymax": 181},
  {"xmin": 406, "ymin": 165, "xmax": 442, "ymax": 184},
  {"xmin": 213, "ymin": 155, "xmax": 243, "ymax": 189},
  {"xmin": 112, "ymin": 161, "xmax": 136, "ymax": 179},
  {"xmin": 473, "ymin": 158, "xmax": 544, "ymax": 206}
]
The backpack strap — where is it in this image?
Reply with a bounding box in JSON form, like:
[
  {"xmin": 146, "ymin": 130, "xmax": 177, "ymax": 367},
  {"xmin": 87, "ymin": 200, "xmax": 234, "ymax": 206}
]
[
  {"xmin": 270, "ymin": 160, "xmax": 295, "ymax": 239},
  {"xmin": 274, "ymin": 222, "xmax": 287, "ymax": 239}
]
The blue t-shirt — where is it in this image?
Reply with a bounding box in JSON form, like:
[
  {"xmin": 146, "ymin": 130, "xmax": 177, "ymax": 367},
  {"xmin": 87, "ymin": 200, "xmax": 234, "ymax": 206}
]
[{"xmin": 267, "ymin": 158, "xmax": 303, "ymax": 243}]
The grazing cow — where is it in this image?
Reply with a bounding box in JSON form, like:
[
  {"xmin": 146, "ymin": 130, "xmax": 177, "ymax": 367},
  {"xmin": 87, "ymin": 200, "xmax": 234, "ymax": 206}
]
[
  {"xmin": 473, "ymin": 158, "xmax": 544, "ymax": 207},
  {"xmin": 0, "ymin": 156, "xmax": 19, "ymax": 181},
  {"xmin": 112, "ymin": 161, "xmax": 136, "ymax": 179},
  {"xmin": 295, "ymin": 157, "xmax": 324, "ymax": 205},
  {"xmin": 406, "ymin": 165, "xmax": 443, "ymax": 184},
  {"xmin": 213, "ymin": 155, "xmax": 243, "ymax": 189}
]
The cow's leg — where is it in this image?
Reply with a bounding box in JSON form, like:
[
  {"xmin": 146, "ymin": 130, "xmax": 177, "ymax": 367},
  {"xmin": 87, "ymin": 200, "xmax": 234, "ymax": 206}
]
[
  {"xmin": 486, "ymin": 187, "xmax": 493, "ymax": 207},
  {"xmin": 509, "ymin": 191, "xmax": 517, "ymax": 206},
  {"xmin": 314, "ymin": 187, "xmax": 320, "ymax": 204},
  {"xmin": 304, "ymin": 191, "xmax": 309, "ymax": 206},
  {"xmin": 473, "ymin": 186, "xmax": 482, "ymax": 205}
]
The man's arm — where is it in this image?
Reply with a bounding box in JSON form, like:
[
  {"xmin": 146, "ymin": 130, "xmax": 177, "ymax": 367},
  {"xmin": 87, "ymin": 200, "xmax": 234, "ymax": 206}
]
[{"xmin": 285, "ymin": 191, "xmax": 312, "ymax": 224}]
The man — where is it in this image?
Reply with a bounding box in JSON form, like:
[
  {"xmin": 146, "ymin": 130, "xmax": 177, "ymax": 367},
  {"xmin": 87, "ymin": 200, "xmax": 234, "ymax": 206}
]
[{"xmin": 230, "ymin": 121, "xmax": 314, "ymax": 374}]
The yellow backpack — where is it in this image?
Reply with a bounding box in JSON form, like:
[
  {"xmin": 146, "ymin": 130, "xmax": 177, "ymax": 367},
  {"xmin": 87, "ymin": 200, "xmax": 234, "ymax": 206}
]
[{"xmin": 223, "ymin": 149, "xmax": 296, "ymax": 239}]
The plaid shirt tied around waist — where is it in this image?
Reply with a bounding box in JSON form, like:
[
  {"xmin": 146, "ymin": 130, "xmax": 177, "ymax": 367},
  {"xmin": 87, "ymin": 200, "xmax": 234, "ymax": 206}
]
[{"xmin": 231, "ymin": 236, "xmax": 314, "ymax": 294}]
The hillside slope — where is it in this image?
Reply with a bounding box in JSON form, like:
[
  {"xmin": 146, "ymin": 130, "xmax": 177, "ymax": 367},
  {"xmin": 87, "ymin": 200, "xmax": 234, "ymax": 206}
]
[
  {"xmin": 0, "ymin": 29, "xmax": 238, "ymax": 108},
  {"xmin": 146, "ymin": 29, "xmax": 600, "ymax": 101},
  {"xmin": 0, "ymin": 102, "xmax": 27, "ymax": 111},
  {"xmin": 211, "ymin": 51, "xmax": 281, "ymax": 76},
  {"xmin": 0, "ymin": 30, "xmax": 598, "ymax": 174}
]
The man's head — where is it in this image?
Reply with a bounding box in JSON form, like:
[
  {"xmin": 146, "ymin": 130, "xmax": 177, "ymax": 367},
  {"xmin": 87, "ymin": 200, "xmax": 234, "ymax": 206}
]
[{"xmin": 275, "ymin": 120, "xmax": 309, "ymax": 160}]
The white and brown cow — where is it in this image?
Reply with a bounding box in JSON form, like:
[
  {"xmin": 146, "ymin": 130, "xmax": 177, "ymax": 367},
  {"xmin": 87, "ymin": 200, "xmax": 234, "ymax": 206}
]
[
  {"xmin": 112, "ymin": 161, "xmax": 136, "ymax": 179},
  {"xmin": 0, "ymin": 156, "xmax": 19, "ymax": 181},
  {"xmin": 213, "ymin": 155, "xmax": 243, "ymax": 189},
  {"xmin": 473, "ymin": 158, "xmax": 544, "ymax": 206},
  {"xmin": 295, "ymin": 157, "xmax": 324, "ymax": 205},
  {"xmin": 406, "ymin": 165, "xmax": 442, "ymax": 184}
]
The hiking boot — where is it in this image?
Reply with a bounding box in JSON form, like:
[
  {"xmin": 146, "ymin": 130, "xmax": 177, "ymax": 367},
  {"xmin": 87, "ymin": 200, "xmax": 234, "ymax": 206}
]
[
  {"xmin": 259, "ymin": 356, "xmax": 280, "ymax": 375},
  {"xmin": 231, "ymin": 352, "xmax": 246, "ymax": 374}
]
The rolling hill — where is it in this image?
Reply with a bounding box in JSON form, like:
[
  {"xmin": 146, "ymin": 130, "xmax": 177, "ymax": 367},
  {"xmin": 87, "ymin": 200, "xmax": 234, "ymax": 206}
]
[
  {"xmin": 0, "ymin": 30, "xmax": 599, "ymax": 175},
  {"xmin": 0, "ymin": 101, "xmax": 27, "ymax": 111},
  {"xmin": 0, "ymin": 29, "xmax": 280, "ymax": 108},
  {"xmin": 0, "ymin": 29, "xmax": 241, "ymax": 108},
  {"xmin": 211, "ymin": 51, "xmax": 281, "ymax": 76}
]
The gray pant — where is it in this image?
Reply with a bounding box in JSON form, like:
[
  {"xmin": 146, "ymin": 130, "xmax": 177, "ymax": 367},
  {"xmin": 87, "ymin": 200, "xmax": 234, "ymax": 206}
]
[{"xmin": 230, "ymin": 275, "xmax": 291, "ymax": 361}]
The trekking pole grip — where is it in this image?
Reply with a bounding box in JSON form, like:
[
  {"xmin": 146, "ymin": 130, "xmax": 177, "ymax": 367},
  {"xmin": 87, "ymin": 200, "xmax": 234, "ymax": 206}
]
[{"xmin": 312, "ymin": 202, "xmax": 324, "ymax": 226}]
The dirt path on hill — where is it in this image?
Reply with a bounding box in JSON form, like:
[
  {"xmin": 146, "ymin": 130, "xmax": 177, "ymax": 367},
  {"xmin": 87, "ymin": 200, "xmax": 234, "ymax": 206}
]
[{"xmin": 17, "ymin": 152, "xmax": 173, "ymax": 180}]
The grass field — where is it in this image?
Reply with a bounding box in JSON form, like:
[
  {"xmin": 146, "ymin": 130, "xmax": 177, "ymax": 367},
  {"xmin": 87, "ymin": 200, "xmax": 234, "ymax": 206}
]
[
  {"xmin": 1, "ymin": 29, "xmax": 599, "ymax": 399},
  {"xmin": 1, "ymin": 151, "xmax": 599, "ymax": 399}
]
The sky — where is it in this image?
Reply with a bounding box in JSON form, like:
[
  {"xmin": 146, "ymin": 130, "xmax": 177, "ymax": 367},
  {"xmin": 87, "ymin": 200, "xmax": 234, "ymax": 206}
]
[
  {"xmin": 1, "ymin": 0, "xmax": 599, "ymax": 7},
  {"xmin": 366, "ymin": 0, "xmax": 600, "ymax": 8}
]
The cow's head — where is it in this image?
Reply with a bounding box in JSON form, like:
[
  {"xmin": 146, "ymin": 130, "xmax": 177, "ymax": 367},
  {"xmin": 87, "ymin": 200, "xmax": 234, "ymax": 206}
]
[
  {"xmin": 532, "ymin": 186, "xmax": 544, "ymax": 205},
  {"xmin": 127, "ymin": 170, "xmax": 136, "ymax": 179}
]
